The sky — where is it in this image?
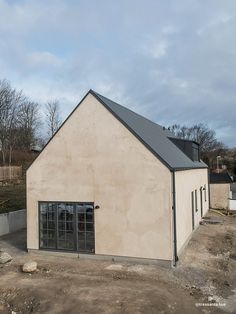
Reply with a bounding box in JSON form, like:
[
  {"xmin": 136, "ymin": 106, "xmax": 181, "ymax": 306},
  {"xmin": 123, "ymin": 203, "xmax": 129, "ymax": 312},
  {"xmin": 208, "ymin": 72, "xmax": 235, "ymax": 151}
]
[{"xmin": 0, "ymin": 0, "xmax": 236, "ymax": 147}]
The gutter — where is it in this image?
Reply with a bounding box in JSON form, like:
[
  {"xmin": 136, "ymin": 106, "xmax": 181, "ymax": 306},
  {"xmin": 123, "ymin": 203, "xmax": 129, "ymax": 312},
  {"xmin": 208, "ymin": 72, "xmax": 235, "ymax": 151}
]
[{"xmin": 172, "ymin": 170, "xmax": 178, "ymax": 266}]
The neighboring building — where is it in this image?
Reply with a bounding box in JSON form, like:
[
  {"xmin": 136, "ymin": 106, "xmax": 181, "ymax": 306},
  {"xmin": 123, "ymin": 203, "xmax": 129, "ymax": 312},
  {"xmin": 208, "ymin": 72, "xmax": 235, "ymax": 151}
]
[
  {"xmin": 210, "ymin": 172, "xmax": 233, "ymax": 210},
  {"xmin": 27, "ymin": 90, "xmax": 209, "ymax": 266},
  {"xmin": 229, "ymin": 182, "xmax": 236, "ymax": 211}
]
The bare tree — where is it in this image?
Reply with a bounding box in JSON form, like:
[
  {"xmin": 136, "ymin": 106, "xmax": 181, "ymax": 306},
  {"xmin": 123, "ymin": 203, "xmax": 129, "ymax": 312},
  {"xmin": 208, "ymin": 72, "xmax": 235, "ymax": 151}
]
[
  {"xmin": 0, "ymin": 79, "xmax": 43, "ymax": 166},
  {"xmin": 17, "ymin": 100, "xmax": 41, "ymax": 151},
  {"xmin": 7, "ymin": 92, "xmax": 26, "ymax": 165},
  {"xmin": 168, "ymin": 124, "xmax": 191, "ymax": 139},
  {"xmin": 0, "ymin": 80, "xmax": 11, "ymax": 164},
  {"xmin": 0, "ymin": 79, "xmax": 12, "ymax": 112},
  {"xmin": 45, "ymin": 101, "xmax": 62, "ymax": 139},
  {"xmin": 0, "ymin": 79, "xmax": 25, "ymax": 165},
  {"xmin": 169, "ymin": 123, "xmax": 224, "ymax": 152}
]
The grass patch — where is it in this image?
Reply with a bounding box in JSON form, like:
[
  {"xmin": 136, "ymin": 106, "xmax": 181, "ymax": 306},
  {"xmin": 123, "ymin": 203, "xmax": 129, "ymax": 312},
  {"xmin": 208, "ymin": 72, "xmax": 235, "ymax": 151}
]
[{"xmin": 0, "ymin": 182, "xmax": 26, "ymax": 214}]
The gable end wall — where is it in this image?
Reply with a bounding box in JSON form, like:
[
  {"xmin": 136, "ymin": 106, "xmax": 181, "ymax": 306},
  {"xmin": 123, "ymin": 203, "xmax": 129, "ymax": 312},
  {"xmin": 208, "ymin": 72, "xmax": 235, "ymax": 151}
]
[{"xmin": 27, "ymin": 94, "xmax": 173, "ymax": 261}]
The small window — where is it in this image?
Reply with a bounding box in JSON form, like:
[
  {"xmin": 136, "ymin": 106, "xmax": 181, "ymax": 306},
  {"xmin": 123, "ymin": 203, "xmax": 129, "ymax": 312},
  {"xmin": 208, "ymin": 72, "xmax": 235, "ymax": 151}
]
[
  {"xmin": 195, "ymin": 190, "xmax": 198, "ymax": 212},
  {"xmin": 204, "ymin": 184, "xmax": 207, "ymax": 202},
  {"xmin": 191, "ymin": 191, "xmax": 194, "ymax": 230},
  {"xmin": 191, "ymin": 191, "xmax": 194, "ymax": 211}
]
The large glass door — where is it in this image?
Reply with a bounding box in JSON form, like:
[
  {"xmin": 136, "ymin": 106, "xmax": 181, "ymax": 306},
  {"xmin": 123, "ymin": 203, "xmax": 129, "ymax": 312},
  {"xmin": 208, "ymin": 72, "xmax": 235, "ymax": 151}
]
[
  {"xmin": 39, "ymin": 202, "xmax": 57, "ymax": 249},
  {"xmin": 76, "ymin": 204, "xmax": 95, "ymax": 253},
  {"xmin": 39, "ymin": 202, "xmax": 94, "ymax": 253},
  {"xmin": 57, "ymin": 203, "xmax": 75, "ymax": 250}
]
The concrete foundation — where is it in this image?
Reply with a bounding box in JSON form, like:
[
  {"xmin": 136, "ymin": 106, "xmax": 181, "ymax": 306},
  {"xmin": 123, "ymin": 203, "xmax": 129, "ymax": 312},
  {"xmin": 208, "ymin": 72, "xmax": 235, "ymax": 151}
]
[{"xmin": 28, "ymin": 249, "xmax": 172, "ymax": 267}]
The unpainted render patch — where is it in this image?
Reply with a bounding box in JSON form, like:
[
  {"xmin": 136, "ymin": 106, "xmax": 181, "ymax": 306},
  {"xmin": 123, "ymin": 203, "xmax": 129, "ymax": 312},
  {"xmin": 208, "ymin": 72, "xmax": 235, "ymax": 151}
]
[
  {"xmin": 105, "ymin": 264, "xmax": 146, "ymax": 274},
  {"xmin": 127, "ymin": 265, "xmax": 145, "ymax": 273},
  {"xmin": 105, "ymin": 264, "xmax": 124, "ymax": 271}
]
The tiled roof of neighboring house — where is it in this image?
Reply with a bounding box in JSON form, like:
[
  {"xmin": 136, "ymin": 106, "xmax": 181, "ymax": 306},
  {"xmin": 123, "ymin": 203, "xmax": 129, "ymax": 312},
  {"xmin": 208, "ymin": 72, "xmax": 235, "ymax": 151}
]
[
  {"xmin": 91, "ymin": 90, "xmax": 207, "ymax": 171},
  {"xmin": 210, "ymin": 172, "xmax": 233, "ymax": 184}
]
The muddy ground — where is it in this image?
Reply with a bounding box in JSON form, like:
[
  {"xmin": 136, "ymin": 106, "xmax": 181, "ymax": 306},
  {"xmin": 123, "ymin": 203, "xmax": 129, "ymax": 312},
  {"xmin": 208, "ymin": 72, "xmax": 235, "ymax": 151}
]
[{"xmin": 0, "ymin": 212, "xmax": 235, "ymax": 314}]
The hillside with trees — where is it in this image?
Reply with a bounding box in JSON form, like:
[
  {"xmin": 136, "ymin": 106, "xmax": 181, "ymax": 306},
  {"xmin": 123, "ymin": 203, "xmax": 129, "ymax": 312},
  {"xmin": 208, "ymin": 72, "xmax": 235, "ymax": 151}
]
[
  {"xmin": 0, "ymin": 79, "xmax": 61, "ymax": 169},
  {"xmin": 0, "ymin": 79, "xmax": 62, "ymax": 213},
  {"xmin": 169, "ymin": 124, "xmax": 236, "ymax": 177},
  {"xmin": 0, "ymin": 78, "xmax": 235, "ymax": 174},
  {"xmin": 0, "ymin": 78, "xmax": 235, "ymax": 213}
]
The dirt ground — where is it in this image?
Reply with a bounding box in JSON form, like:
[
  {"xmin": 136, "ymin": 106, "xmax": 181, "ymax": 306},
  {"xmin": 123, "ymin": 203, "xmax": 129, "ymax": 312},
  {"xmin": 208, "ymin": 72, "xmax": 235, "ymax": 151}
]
[{"xmin": 0, "ymin": 212, "xmax": 235, "ymax": 314}]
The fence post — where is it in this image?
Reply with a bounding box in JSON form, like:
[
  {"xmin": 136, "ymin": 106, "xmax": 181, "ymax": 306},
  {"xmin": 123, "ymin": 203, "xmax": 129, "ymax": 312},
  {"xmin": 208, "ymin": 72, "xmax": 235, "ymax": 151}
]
[{"xmin": 0, "ymin": 166, "xmax": 22, "ymax": 182}]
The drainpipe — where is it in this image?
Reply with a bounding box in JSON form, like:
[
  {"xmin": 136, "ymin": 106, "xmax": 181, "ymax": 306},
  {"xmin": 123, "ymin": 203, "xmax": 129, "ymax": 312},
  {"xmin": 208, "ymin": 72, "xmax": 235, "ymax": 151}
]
[
  {"xmin": 172, "ymin": 170, "xmax": 178, "ymax": 266},
  {"xmin": 208, "ymin": 168, "xmax": 211, "ymax": 210}
]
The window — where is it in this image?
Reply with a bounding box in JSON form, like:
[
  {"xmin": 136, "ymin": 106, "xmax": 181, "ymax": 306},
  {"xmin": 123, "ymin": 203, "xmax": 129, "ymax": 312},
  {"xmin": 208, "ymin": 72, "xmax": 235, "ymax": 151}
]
[
  {"xmin": 76, "ymin": 204, "xmax": 95, "ymax": 252},
  {"xmin": 39, "ymin": 203, "xmax": 57, "ymax": 249},
  {"xmin": 58, "ymin": 203, "xmax": 74, "ymax": 250},
  {"xmin": 204, "ymin": 184, "xmax": 207, "ymax": 202},
  {"xmin": 191, "ymin": 191, "xmax": 195, "ymax": 230},
  {"xmin": 39, "ymin": 202, "xmax": 94, "ymax": 253},
  {"xmin": 200, "ymin": 187, "xmax": 203, "ymax": 217},
  {"xmin": 195, "ymin": 190, "xmax": 198, "ymax": 212}
]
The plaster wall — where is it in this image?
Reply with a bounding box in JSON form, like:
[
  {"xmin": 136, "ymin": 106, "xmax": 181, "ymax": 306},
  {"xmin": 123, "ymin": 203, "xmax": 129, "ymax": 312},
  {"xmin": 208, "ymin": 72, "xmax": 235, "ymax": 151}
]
[
  {"xmin": 175, "ymin": 169, "xmax": 209, "ymax": 255},
  {"xmin": 210, "ymin": 183, "xmax": 230, "ymax": 209},
  {"xmin": 229, "ymin": 199, "xmax": 236, "ymax": 210},
  {"xmin": 27, "ymin": 94, "xmax": 173, "ymax": 261}
]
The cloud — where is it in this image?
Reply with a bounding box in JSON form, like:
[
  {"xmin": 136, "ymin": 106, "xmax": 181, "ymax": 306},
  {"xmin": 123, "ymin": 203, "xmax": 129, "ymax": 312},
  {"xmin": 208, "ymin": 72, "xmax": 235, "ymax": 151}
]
[
  {"xmin": 197, "ymin": 12, "xmax": 233, "ymax": 35},
  {"xmin": 0, "ymin": 0, "xmax": 235, "ymax": 147},
  {"xmin": 144, "ymin": 40, "xmax": 169, "ymax": 59},
  {"xmin": 27, "ymin": 51, "xmax": 63, "ymax": 68}
]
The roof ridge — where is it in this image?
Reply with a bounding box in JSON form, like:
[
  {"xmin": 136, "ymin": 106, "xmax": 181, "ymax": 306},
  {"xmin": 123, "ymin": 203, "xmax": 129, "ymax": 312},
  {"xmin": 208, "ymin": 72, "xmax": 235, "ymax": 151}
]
[
  {"xmin": 27, "ymin": 89, "xmax": 208, "ymax": 172},
  {"xmin": 90, "ymin": 90, "xmax": 166, "ymax": 132},
  {"xmin": 90, "ymin": 90, "xmax": 207, "ymax": 170}
]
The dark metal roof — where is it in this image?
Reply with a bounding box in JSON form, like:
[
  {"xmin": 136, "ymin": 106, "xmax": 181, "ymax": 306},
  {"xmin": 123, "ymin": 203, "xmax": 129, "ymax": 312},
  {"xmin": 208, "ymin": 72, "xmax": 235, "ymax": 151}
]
[
  {"xmin": 210, "ymin": 173, "xmax": 233, "ymax": 184},
  {"xmin": 91, "ymin": 90, "xmax": 207, "ymax": 171}
]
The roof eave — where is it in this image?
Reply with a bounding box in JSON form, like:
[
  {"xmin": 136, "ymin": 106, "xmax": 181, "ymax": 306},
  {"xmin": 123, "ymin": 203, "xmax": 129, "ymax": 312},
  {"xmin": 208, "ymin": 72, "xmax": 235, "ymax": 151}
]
[{"xmin": 173, "ymin": 165, "xmax": 208, "ymax": 171}]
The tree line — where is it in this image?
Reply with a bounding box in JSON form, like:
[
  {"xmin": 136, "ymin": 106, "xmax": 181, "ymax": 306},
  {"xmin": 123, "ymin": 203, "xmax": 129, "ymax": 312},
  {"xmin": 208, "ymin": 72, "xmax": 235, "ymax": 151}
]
[
  {"xmin": 168, "ymin": 124, "xmax": 224, "ymax": 153},
  {"xmin": 0, "ymin": 78, "xmax": 235, "ymax": 174},
  {"xmin": 168, "ymin": 124, "xmax": 236, "ymax": 175},
  {"xmin": 0, "ymin": 79, "xmax": 61, "ymax": 166}
]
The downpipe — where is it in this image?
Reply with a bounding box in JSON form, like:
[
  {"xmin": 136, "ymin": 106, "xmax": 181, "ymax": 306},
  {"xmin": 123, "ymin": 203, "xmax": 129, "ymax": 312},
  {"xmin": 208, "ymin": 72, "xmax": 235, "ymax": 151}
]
[{"xmin": 172, "ymin": 170, "xmax": 178, "ymax": 267}]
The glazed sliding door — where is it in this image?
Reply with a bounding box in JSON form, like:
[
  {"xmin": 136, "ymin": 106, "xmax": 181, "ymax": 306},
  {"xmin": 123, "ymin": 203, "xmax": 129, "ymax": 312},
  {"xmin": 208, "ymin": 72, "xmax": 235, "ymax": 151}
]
[
  {"xmin": 39, "ymin": 202, "xmax": 57, "ymax": 249},
  {"xmin": 39, "ymin": 202, "xmax": 94, "ymax": 253},
  {"xmin": 76, "ymin": 204, "xmax": 95, "ymax": 253},
  {"xmin": 57, "ymin": 203, "xmax": 75, "ymax": 250}
]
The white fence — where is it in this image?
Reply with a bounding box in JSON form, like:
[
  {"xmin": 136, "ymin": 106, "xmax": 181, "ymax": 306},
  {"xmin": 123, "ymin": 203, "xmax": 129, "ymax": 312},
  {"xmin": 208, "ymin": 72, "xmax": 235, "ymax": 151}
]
[
  {"xmin": 229, "ymin": 199, "xmax": 236, "ymax": 211},
  {"xmin": 0, "ymin": 209, "xmax": 26, "ymax": 236},
  {"xmin": 0, "ymin": 166, "xmax": 22, "ymax": 182}
]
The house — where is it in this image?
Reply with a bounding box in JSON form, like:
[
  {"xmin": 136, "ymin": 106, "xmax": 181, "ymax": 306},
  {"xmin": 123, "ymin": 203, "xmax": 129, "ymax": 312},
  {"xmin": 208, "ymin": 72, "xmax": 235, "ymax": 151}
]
[
  {"xmin": 210, "ymin": 172, "xmax": 233, "ymax": 210},
  {"xmin": 27, "ymin": 90, "xmax": 209, "ymax": 266}
]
